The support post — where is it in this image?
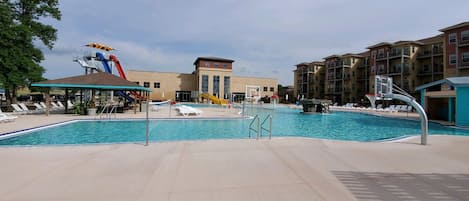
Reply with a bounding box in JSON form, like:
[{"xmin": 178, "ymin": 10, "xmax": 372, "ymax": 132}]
[
  {"xmin": 45, "ymin": 90, "xmax": 50, "ymax": 116},
  {"xmin": 145, "ymin": 100, "xmax": 149, "ymax": 146},
  {"xmin": 390, "ymin": 94, "xmax": 428, "ymax": 145}
]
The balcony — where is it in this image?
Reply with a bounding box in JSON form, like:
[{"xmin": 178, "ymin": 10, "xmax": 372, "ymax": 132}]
[
  {"xmin": 389, "ymin": 49, "xmax": 410, "ymax": 59},
  {"xmin": 388, "ymin": 64, "xmax": 409, "ymax": 75}
]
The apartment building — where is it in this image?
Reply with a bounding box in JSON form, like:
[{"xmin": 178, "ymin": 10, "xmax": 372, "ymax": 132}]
[
  {"xmin": 439, "ymin": 22, "xmax": 469, "ymax": 77},
  {"xmin": 323, "ymin": 54, "xmax": 366, "ymax": 104},
  {"xmin": 126, "ymin": 57, "xmax": 278, "ymax": 102},
  {"xmin": 367, "ymin": 41, "xmax": 422, "ymax": 98},
  {"xmin": 293, "ymin": 61, "xmax": 324, "ymax": 100},
  {"xmin": 416, "ymin": 34, "xmax": 445, "ymax": 87}
]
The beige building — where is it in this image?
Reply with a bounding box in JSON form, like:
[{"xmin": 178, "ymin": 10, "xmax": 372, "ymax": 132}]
[
  {"xmin": 126, "ymin": 57, "xmax": 277, "ymax": 102},
  {"xmin": 293, "ymin": 61, "xmax": 325, "ymax": 100}
]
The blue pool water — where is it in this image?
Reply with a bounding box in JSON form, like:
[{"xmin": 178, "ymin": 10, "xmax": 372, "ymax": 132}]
[{"xmin": 1, "ymin": 106, "xmax": 468, "ymax": 145}]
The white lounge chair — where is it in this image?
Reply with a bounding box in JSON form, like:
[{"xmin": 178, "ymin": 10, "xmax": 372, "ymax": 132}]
[
  {"xmin": 19, "ymin": 103, "xmax": 41, "ymax": 114},
  {"xmin": 11, "ymin": 104, "xmax": 27, "ymax": 115},
  {"xmin": 67, "ymin": 100, "xmax": 75, "ymax": 109},
  {"xmin": 32, "ymin": 103, "xmax": 46, "ymax": 113},
  {"xmin": 51, "ymin": 102, "xmax": 63, "ymax": 110},
  {"xmin": 0, "ymin": 108, "xmax": 18, "ymax": 122},
  {"xmin": 175, "ymin": 105, "xmax": 202, "ymax": 116},
  {"xmin": 0, "ymin": 113, "xmax": 17, "ymax": 122}
]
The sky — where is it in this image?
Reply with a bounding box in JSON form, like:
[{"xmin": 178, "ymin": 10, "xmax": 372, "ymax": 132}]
[{"xmin": 40, "ymin": 0, "xmax": 469, "ymax": 85}]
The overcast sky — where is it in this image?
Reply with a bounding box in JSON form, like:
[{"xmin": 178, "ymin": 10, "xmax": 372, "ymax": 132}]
[{"xmin": 40, "ymin": 0, "xmax": 469, "ymax": 85}]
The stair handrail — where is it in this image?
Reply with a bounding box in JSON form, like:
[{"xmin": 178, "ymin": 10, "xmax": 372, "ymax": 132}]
[
  {"xmin": 248, "ymin": 115, "xmax": 260, "ymax": 139},
  {"xmin": 260, "ymin": 114, "xmax": 272, "ymax": 139}
]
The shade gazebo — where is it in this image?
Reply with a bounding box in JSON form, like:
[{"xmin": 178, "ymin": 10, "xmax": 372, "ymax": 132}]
[{"xmin": 31, "ymin": 72, "xmax": 151, "ymax": 114}]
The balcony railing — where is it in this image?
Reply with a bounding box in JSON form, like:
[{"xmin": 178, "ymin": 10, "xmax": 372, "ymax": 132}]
[
  {"xmin": 388, "ymin": 64, "xmax": 409, "ymax": 74},
  {"xmin": 389, "ymin": 49, "xmax": 410, "ymax": 58}
]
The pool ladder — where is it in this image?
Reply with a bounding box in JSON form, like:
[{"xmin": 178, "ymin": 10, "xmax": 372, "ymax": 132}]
[
  {"xmin": 97, "ymin": 104, "xmax": 117, "ymax": 119},
  {"xmin": 248, "ymin": 114, "xmax": 272, "ymax": 140}
]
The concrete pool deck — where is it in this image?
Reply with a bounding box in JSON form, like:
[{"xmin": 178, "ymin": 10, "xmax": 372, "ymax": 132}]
[{"xmin": 0, "ymin": 106, "xmax": 468, "ymax": 200}]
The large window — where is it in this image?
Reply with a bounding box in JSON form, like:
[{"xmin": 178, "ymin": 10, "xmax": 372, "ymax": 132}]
[
  {"xmin": 462, "ymin": 52, "xmax": 469, "ymax": 63},
  {"xmin": 263, "ymin": 87, "xmax": 268, "ymax": 92},
  {"xmin": 213, "ymin": 75, "xmax": 220, "ymax": 96},
  {"xmin": 270, "ymin": 87, "xmax": 274, "ymax": 92},
  {"xmin": 449, "ymin": 33, "xmax": 457, "ymax": 44},
  {"xmin": 202, "ymin": 75, "xmax": 209, "ymax": 93},
  {"xmin": 449, "ymin": 54, "xmax": 457, "ymax": 65},
  {"xmin": 143, "ymin": 82, "xmax": 150, "ymax": 88},
  {"xmin": 223, "ymin": 76, "xmax": 230, "ymax": 98}
]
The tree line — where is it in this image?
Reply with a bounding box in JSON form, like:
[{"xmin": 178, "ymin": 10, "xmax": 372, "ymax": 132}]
[{"xmin": 0, "ymin": 0, "xmax": 61, "ymax": 103}]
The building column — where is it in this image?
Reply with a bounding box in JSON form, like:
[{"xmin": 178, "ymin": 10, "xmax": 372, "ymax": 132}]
[
  {"xmin": 448, "ymin": 97, "xmax": 454, "ymax": 123},
  {"xmin": 420, "ymin": 89, "xmax": 426, "ymax": 109}
]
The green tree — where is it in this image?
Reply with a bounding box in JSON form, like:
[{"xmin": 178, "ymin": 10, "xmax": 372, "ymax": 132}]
[{"xmin": 0, "ymin": 0, "xmax": 61, "ymax": 103}]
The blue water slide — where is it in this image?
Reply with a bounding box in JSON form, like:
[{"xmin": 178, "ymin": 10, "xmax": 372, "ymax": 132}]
[{"xmin": 96, "ymin": 52, "xmax": 135, "ymax": 102}]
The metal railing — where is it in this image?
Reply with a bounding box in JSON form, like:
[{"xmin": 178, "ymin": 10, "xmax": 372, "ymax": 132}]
[
  {"xmin": 248, "ymin": 114, "xmax": 273, "ymax": 140},
  {"xmin": 248, "ymin": 115, "xmax": 260, "ymax": 139},
  {"xmin": 260, "ymin": 115, "xmax": 272, "ymax": 139},
  {"xmin": 98, "ymin": 104, "xmax": 117, "ymax": 119}
]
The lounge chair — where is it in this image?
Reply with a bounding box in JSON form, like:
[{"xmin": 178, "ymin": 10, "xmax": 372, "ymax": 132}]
[
  {"xmin": 11, "ymin": 104, "xmax": 27, "ymax": 115},
  {"xmin": 19, "ymin": 103, "xmax": 42, "ymax": 114},
  {"xmin": 32, "ymin": 103, "xmax": 46, "ymax": 113},
  {"xmin": 67, "ymin": 100, "xmax": 75, "ymax": 109},
  {"xmin": 175, "ymin": 105, "xmax": 202, "ymax": 116},
  {"xmin": 0, "ymin": 113, "xmax": 17, "ymax": 122},
  {"xmin": 0, "ymin": 108, "xmax": 18, "ymax": 122},
  {"xmin": 57, "ymin": 101, "xmax": 72, "ymax": 109},
  {"xmin": 51, "ymin": 102, "xmax": 63, "ymax": 110}
]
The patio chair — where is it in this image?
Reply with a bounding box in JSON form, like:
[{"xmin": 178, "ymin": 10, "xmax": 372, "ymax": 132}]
[
  {"xmin": 51, "ymin": 102, "xmax": 63, "ymax": 110},
  {"xmin": 11, "ymin": 104, "xmax": 27, "ymax": 115},
  {"xmin": 0, "ymin": 108, "xmax": 18, "ymax": 122},
  {"xmin": 0, "ymin": 113, "xmax": 17, "ymax": 122},
  {"xmin": 19, "ymin": 103, "xmax": 39, "ymax": 114},
  {"xmin": 32, "ymin": 103, "xmax": 46, "ymax": 113}
]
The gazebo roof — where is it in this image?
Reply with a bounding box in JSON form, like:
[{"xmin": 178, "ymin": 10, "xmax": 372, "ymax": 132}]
[{"xmin": 31, "ymin": 72, "xmax": 151, "ymax": 91}]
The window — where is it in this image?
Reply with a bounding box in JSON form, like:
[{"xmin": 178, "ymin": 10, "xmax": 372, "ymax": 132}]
[
  {"xmin": 263, "ymin": 87, "xmax": 268, "ymax": 92},
  {"xmin": 143, "ymin": 82, "xmax": 150, "ymax": 88},
  {"xmin": 213, "ymin": 75, "xmax": 220, "ymax": 96},
  {"xmin": 463, "ymin": 52, "xmax": 469, "ymax": 63},
  {"xmin": 462, "ymin": 31, "xmax": 469, "ymax": 42},
  {"xmin": 449, "ymin": 54, "xmax": 457, "ymax": 64},
  {"xmin": 214, "ymin": 63, "xmax": 219, "ymax": 68},
  {"xmin": 449, "ymin": 33, "xmax": 457, "ymax": 44},
  {"xmin": 202, "ymin": 75, "xmax": 209, "ymax": 93},
  {"xmin": 223, "ymin": 64, "xmax": 228, "ymax": 69},
  {"xmin": 135, "ymin": 81, "xmax": 140, "ymax": 85},
  {"xmin": 153, "ymin": 82, "xmax": 160, "ymax": 88},
  {"xmin": 378, "ymin": 49, "xmax": 384, "ymax": 57},
  {"xmin": 378, "ymin": 64, "xmax": 384, "ymax": 73},
  {"xmin": 224, "ymin": 76, "xmax": 230, "ymax": 97},
  {"xmin": 205, "ymin": 62, "xmax": 209, "ymax": 67},
  {"xmin": 270, "ymin": 87, "xmax": 274, "ymax": 92}
]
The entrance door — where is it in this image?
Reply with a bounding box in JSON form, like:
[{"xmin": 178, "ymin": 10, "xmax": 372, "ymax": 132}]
[{"xmin": 176, "ymin": 91, "xmax": 192, "ymax": 102}]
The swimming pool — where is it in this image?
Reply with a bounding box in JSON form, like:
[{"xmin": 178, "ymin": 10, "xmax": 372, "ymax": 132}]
[{"xmin": 1, "ymin": 106, "xmax": 468, "ymax": 145}]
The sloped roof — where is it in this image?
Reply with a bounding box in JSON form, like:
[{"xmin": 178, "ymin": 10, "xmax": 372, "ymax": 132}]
[
  {"xmin": 193, "ymin": 57, "xmax": 235, "ymax": 65},
  {"xmin": 366, "ymin": 42, "xmax": 393, "ymax": 49},
  {"xmin": 439, "ymin": 22, "xmax": 469, "ymax": 32},
  {"xmin": 417, "ymin": 34, "xmax": 444, "ymax": 44},
  {"xmin": 31, "ymin": 72, "xmax": 151, "ymax": 91},
  {"xmin": 415, "ymin": 76, "xmax": 469, "ymax": 91}
]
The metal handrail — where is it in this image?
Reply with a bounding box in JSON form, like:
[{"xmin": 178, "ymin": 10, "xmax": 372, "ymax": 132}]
[
  {"xmin": 98, "ymin": 103, "xmax": 118, "ymax": 119},
  {"xmin": 248, "ymin": 115, "xmax": 260, "ymax": 139},
  {"xmin": 98, "ymin": 104, "xmax": 110, "ymax": 119},
  {"xmin": 260, "ymin": 115, "xmax": 272, "ymax": 139}
]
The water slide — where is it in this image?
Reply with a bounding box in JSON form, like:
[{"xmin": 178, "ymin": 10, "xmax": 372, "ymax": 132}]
[
  {"xmin": 201, "ymin": 93, "xmax": 228, "ymax": 105},
  {"xmin": 96, "ymin": 52, "xmax": 135, "ymax": 102},
  {"xmin": 109, "ymin": 55, "xmax": 145, "ymax": 100}
]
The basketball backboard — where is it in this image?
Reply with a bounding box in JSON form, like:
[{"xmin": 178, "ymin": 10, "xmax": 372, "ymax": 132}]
[{"xmin": 374, "ymin": 75, "xmax": 393, "ymax": 100}]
